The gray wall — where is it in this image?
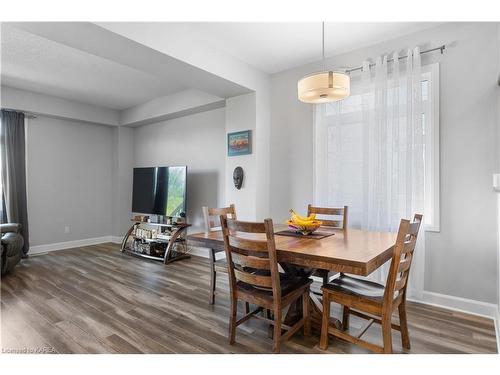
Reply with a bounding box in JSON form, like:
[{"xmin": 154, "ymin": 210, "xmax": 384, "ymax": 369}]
[
  {"xmin": 270, "ymin": 22, "xmax": 500, "ymax": 304},
  {"xmin": 25, "ymin": 107, "xmax": 226, "ymax": 244},
  {"xmin": 133, "ymin": 107, "xmax": 226, "ymax": 232},
  {"xmin": 26, "ymin": 116, "xmax": 113, "ymax": 245},
  {"xmin": 111, "ymin": 126, "xmax": 135, "ymax": 238}
]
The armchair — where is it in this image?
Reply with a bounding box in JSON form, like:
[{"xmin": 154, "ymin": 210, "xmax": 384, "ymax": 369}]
[{"xmin": 1, "ymin": 223, "xmax": 24, "ymax": 275}]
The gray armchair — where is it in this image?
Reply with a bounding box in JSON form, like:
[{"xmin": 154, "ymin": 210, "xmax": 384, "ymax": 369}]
[{"xmin": 1, "ymin": 223, "xmax": 24, "ymax": 275}]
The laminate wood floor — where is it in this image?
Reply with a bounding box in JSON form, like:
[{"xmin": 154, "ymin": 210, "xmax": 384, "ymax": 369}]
[{"xmin": 1, "ymin": 243, "xmax": 497, "ymax": 354}]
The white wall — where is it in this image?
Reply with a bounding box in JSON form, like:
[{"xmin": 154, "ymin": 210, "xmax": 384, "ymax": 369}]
[
  {"xmin": 133, "ymin": 107, "xmax": 226, "ymax": 232},
  {"xmin": 497, "ymin": 24, "xmax": 500, "ymax": 315},
  {"xmin": 225, "ymin": 93, "xmax": 257, "ymax": 220},
  {"xmin": 26, "ymin": 116, "xmax": 113, "ymax": 246},
  {"xmin": 270, "ymin": 72, "xmax": 313, "ymax": 222},
  {"xmin": 120, "ymin": 89, "xmax": 224, "ymax": 126},
  {"xmin": 255, "ymin": 83, "xmax": 271, "ymax": 220},
  {"xmin": 270, "ymin": 22, "xmax": 500, "ymax": 305},
  {"xmin": 96, "ymin": 23, "xmax": 272, "ymax": 221},
  {"xmin": 1, "ymin": 86, "xmax": 120, "ymax": 126}
]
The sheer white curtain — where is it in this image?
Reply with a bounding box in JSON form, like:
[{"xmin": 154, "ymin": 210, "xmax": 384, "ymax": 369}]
[{"xmin": 314, "ymin": 48, "xmax": 426, "ymax": 297}]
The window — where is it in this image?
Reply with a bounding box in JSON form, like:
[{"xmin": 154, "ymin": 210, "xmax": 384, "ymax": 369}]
[
  {"xmin": 421, "ymin": 64, "xmax": 440, "ymax": 231},
  {"xmin": 314, "ymin": 63, "xmax": 440, "ymax": 232}
]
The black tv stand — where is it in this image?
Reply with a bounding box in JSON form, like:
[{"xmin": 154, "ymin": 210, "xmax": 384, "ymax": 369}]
[{"xmin": 121, "ymin": 219, "xmax": 191, "ymax": 264}]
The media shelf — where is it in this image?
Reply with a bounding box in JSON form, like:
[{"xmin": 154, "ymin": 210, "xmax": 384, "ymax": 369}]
[{"xmin": 121, "ymin": 220, "xmax": 191, "ymax": 264}]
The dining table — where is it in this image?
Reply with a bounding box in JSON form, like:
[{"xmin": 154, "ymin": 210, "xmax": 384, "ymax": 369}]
[{"xmin": 187, "ymin": 224, "xmax": 398, "ymax": 331}]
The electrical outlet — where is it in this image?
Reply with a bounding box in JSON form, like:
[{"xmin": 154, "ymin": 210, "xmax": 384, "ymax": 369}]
[{"xmin": 64, "ymin": 226, "xmax": 70, "ymax": 233}]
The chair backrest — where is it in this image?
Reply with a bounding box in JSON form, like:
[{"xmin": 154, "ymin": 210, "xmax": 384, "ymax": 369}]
[
  {"xmin": 202, "ymin": 204, "xmax": 237, "ymax": 233},
  {"xmin": 307, "ymin": 204, "xmax": 348, "ymax": 230},
  {"xmin": 384, "ymin": 214, "xmax": 423, "ymax": 302},
  {"xmin": 220, "ymin": 217, "xmax": 282, "ymax": 299}
]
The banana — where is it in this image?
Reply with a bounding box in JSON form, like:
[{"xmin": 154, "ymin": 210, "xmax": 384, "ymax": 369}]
[
  {"xmin": 289, "ymin": 210, "xmax": 321, "ymax": 226},
  {"xmin": 289, "ymin": 209, "xmax": 316, "ymax": 222},
  {"xmin": 292, "ymin": 217, "xmax": 315, "ymax": 226},
  {"xmin": 287, "ymin": 209, "xmax": 323, "ymax": 233}
]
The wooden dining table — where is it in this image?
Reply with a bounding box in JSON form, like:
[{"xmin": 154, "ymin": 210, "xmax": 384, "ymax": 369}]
[{"xmin": 187, "ymin": 224, "xmax": 397, "ymax": 330}]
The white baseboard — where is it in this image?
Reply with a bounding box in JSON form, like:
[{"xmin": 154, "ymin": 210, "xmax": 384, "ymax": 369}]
[
  {"xmin": 29, "ymin": 237, "xmax": 212, "ymax": 255},
  {"xmin": 408, "ymin": 290, "xmax": 498, "ymax": 319},
  {"xmin": 110, "ymin": 236, "xmax": 123, "ymax": 244},
  {"xmin": 29, "ymin": 236, "xmax": 114, "ymax": 255}
]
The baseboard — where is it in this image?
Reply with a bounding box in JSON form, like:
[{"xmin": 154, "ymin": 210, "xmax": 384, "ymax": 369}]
[
  {"xmin": 110, "ymin": 236, "xmax": 123, "ymax": 244},
  {"xmin": 30, "ymin": 236, "xmax": 213, "ymax": 256},
  {"xmin": 408, "ymin": 290, "xmax": 498, "ymax": 319},
  {"xmin": 29, "ymin": 236, "xmax": 114, "ymax": 255}
]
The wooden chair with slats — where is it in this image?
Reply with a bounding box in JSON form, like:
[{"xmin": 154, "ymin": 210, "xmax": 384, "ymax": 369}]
[
  {"xmin": 307, "ymin": 205, "xmax": 348, "ymax": 285},
  {"xmin": 319, "ymin": 214, "xmax": 423, "ymax": 354},
  {"xmin": 220, "ymin": 216, "xmax": 312, "ymax": 353},
  {"xmin": 202, "ymin": 204, "xmax": 237, "ymax": 305}
]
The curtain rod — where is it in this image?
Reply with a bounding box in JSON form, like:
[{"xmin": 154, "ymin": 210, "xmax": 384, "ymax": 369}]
[
  {"xmin": 345, "ymin": 45, "xmax": 446, "ymax": 74},
  {"xmin": 1, "ymin": 108, "xmax": 37, "ymax": 119}
]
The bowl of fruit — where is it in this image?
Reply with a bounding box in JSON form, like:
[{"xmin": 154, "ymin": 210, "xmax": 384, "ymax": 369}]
[{"xmin": 286, "ymin": 209, "xmax": 323, "ymax": 235}]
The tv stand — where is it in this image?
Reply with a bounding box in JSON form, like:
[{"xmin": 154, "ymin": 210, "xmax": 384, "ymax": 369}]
[{"xmin": 121, "ymin": 220, "xmax": 191, "ymax": 264}]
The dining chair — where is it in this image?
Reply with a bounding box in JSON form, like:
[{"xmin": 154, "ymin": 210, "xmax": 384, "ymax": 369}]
[
  {"xmin": 220, "ymin": 216, "xmax": 312, "ymax": 353},
  {"xmin": 319, "ymin": 214, "xmax": 423, "ymax": 354},
  {"xmin": 307, "ymin": 204, "xmax": 348, "ymax": 285},
  {"xmin": 202, "ymin": 204, "xmax": 237, "ymax": 305}
]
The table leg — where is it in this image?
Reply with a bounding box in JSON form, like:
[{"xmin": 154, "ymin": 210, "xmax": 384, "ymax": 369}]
[
  {"xmin": 280, "ymin": 264, "xmax": 341, "ymax": 332},
  {"xmin": 309, "ymin": 292, "xmax": 342, "ymax": 331}
]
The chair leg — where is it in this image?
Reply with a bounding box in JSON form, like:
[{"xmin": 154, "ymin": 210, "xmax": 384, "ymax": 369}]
[
  {"xmin": 341, "ymin": 306, "xmax": 350, "ymax": 331},
  {"xmin": 208, "ymin": 249, "xmax": 216, "ymax": 305},
  {"xmin": 302, "ymin": 292, "xmax": 311, "ymax": 336},
  {"xmin": 267, "ymin": 309, "xmax": 273, "ymax": 339},
  {"xmin": 398, "ymin": 301, "xmax": 411, "ymax": 350},
  {"xmin": 273, "ymin": 306, "xmax": 282, "ymax": 353},
  {"xmin": 229, "ymin": 298, "xmax": 237, "ymax": 345},
  {"xmin": 319, "ymin": 292, "xmax": 331, "ymax": 350},
  {"xmin": 245, "ymin": 302, "xmax": 250, "ymax": 314},
  {"xmin": 381, "ymin": 313, "xmax": 393, "ymax": 354}
]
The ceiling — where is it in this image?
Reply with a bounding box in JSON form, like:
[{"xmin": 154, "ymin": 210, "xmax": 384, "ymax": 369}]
[
  {"xmin": 129, "ymin": 22, "xmax": 441, "ymax": 74},
  {"xmin": 1, "ymin": 24, "xmax": 187, "ymax": 109},
  {"xmin": 1, "ymin": 23, "xmax": 249, "ymax": 110},
  {"xmin": 1, "ymin": 22, "xmax": 442, "ymax": 110}
]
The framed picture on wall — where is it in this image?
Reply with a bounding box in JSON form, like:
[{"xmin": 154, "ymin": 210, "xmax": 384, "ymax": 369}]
[{"xmin": 227, "ymin": 130, "xmax": 252, "ymax": 156}]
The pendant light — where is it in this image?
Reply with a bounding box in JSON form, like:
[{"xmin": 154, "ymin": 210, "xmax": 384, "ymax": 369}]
[{"xmin": 297, "ymin": 22, "xmax": 350, "ymax": 103}]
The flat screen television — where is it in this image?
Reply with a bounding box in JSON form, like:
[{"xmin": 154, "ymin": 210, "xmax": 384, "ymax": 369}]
[{"xmin": 132, "ymin": 166, "xmax": 187, "ymax": 217}]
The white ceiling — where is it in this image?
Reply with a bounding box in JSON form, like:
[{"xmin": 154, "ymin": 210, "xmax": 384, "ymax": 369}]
[
  {"xmin": 142, "ymin": 22, "xmax": 441, "ymax": 74},
  {"xmin": 1, "ymin": 23, "xmax": 250, "ymax": 110},
  {"xmin": 1, "ymin": 22, "xmax": 442, "ymax": 110},
  {"xmin": 1, "ymin": 24, "xmax": 187, "ymax": 109}
]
